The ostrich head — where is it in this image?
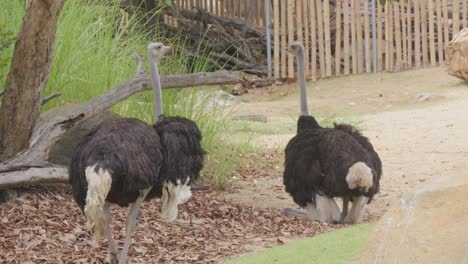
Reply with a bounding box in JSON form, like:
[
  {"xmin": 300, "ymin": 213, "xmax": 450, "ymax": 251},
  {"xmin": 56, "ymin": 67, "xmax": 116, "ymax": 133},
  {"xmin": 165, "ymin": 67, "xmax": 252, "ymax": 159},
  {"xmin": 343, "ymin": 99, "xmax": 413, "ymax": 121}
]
[
  {"xmin": 286, "ymin": 42, "xmax": 305, "ymax": 56},
  {"xmin": 148, "ymin": 42, "xmax": 170, "ymax": 60}
]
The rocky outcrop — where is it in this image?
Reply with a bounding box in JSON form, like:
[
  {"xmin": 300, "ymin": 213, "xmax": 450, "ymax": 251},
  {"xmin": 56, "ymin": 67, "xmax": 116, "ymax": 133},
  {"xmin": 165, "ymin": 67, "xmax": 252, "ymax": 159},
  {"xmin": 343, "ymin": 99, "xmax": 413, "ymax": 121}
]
[{"xmin": 446, "ymin": 28, "xmax": 468, "ymax": 81}]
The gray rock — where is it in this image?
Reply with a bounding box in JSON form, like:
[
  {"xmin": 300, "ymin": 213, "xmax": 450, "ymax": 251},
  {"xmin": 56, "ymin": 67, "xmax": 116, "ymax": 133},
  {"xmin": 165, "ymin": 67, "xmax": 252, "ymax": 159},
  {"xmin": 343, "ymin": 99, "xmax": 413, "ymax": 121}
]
[{"xmin": 415, "ymin": 93, "xmax": 432, "ymax": 102}]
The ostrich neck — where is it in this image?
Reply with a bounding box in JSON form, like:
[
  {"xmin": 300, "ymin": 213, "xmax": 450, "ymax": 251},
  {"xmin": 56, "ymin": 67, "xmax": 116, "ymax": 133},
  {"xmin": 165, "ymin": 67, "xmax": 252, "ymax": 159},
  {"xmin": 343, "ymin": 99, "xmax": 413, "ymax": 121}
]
[
  {"xmin": 149, "ymin": 55, "xmax": 163, "ymax": 119},
  {"xmin": 297, "ymin": 49, "xmax": 309, "ymax": 116}
]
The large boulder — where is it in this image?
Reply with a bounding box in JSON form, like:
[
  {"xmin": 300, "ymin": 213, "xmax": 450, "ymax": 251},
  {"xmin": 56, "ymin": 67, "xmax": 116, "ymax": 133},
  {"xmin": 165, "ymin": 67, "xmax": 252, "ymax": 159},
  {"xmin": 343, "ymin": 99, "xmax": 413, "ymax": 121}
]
[
  {"xmin": 446, "ymin": 28, "xmax": 468, "ymax": 81},
  {"xmin": 44, "ymin": 105, "xmax": 121, "ymax": 166}
]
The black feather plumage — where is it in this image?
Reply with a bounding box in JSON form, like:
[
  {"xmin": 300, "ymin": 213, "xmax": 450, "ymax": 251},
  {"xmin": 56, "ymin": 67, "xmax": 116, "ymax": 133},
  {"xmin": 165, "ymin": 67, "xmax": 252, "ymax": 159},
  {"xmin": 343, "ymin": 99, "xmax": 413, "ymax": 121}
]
[
  {"xmin": 153, "ymin": 115, "xmax": 206, "ymax": 196},
  {"xmin": 283, "ymin": 119, "xmax": 382, "ymax": 207},
  {"xmin": 69, "ymin": 118, "xmax": 163, "ymax": 211}
]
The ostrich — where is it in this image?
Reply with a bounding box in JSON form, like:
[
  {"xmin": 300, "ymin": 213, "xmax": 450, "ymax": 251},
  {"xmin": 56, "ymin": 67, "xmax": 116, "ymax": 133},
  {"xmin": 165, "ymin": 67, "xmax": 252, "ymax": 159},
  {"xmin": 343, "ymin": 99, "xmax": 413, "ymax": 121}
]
[
  {"xmin": 69, "ymin": 42, "xmax": 203, "ymax": 264},
  {"xmin": 282, "ymin": 42, "xmax": 382, "ymax": 224}
]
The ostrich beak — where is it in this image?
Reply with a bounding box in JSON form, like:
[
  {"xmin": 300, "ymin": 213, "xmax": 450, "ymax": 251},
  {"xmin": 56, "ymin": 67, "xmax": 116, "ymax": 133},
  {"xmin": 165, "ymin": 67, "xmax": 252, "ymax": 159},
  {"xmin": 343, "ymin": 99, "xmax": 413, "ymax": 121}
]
[
  {"xmin": 285, "ymin": 47, "xmax": 294, "ymax": 54},
  {"xmin": 161, "ymin": 45, "xmax": 171, "ymax": 54}
]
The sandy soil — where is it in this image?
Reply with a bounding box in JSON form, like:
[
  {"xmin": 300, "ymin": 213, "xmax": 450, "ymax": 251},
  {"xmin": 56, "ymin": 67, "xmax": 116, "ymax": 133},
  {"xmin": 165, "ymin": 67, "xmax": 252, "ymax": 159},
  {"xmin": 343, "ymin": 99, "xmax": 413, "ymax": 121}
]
[{"xmin": 223, "ymin": 67, "xmax": 468, "ymax": 223}]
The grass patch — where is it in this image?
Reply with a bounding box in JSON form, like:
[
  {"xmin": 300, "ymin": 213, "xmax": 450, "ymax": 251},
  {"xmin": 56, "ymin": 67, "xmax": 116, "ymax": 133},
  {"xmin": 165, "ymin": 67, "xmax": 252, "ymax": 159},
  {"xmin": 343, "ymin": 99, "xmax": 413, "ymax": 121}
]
[{"xmin": 224, "ymin": 223, "xmax": 375, "ymax": 264}]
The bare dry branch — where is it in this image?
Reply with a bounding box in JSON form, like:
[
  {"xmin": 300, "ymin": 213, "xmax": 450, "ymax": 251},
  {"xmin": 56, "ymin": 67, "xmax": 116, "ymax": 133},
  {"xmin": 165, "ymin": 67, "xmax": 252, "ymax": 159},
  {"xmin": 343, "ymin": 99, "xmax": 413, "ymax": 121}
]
[
  {"xmin": 42, "ymin": 93, "xmax": 62, "ymax": 105},
  {"xmin": 0, "ymin": 167, "xmax": 68, "ymax": 189}
]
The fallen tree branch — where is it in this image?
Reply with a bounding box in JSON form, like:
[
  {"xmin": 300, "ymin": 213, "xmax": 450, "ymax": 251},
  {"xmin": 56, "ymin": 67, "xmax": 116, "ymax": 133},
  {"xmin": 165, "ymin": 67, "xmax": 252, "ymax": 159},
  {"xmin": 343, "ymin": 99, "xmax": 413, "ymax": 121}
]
[{"xmin": 0, "ymin": 167, "xmax": 68, "ymax": 189}]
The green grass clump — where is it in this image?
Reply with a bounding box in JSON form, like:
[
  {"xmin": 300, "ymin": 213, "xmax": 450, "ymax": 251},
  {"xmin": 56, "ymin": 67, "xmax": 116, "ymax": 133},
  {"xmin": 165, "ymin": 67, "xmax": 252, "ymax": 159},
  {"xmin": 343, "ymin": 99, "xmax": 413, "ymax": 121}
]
[
  {"xmin": 0, "ymin": 0, "xmax": 242, "ymax": 187},
  {"xmin": 224, "ymin": 223, "xmax": 375, "ymax": 264}
]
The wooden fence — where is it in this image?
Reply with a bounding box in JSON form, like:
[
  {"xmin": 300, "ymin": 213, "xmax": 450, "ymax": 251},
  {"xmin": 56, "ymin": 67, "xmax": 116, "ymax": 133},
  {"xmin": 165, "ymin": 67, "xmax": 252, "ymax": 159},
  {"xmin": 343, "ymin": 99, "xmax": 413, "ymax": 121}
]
[{"xmin": 169, "ymin": 0, "xmax": 468, "ymax": 80}]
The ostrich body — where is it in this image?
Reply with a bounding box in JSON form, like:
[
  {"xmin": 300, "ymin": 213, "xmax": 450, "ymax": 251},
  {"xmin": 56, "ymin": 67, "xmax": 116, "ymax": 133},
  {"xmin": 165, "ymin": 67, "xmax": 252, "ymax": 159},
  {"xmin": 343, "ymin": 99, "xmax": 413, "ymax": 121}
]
[
  {"xmin": 70, "ymin": 43, "xmax": 203, "ymax": 264},
  {"xmin": 282, "ymin": 42, "xmax": 382, "ymax": 224}
]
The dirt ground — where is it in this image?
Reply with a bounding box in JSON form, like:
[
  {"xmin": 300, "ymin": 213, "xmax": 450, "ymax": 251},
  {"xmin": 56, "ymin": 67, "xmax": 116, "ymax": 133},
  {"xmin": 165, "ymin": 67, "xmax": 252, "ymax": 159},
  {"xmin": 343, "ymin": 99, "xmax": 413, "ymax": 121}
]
[{"xmin": 224, "ymin": 66, "xmax": 468, "ymax": 224}]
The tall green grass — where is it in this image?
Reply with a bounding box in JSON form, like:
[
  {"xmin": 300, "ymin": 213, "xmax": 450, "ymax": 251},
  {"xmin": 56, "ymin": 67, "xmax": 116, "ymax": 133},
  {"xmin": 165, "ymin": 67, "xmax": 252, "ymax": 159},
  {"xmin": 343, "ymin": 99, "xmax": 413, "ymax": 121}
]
[{"xmin": 0, "ymin": 0, "xmax": 243, "ymax": 187}]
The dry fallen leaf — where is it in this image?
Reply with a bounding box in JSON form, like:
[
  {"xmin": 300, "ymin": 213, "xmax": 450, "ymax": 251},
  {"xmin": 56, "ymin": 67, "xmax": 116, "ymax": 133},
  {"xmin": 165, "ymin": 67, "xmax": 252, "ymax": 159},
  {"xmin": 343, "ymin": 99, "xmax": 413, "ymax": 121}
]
[{"xmin": 0, "ymin": 180, "xmax": 337, "ymax": 264}]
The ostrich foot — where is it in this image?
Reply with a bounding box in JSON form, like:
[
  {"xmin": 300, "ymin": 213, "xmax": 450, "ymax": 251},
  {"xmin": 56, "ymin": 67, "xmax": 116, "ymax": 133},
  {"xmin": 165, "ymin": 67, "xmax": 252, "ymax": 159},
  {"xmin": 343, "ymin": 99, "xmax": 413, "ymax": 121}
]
[{"xmin": 282, "ymin": 207, "xmax": 312, "ymax": 219}]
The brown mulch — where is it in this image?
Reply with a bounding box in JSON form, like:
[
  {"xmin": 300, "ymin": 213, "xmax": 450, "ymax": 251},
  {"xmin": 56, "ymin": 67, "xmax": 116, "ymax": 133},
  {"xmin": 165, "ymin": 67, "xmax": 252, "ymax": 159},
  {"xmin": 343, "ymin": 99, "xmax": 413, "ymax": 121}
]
[
  {"xmin": 0, "ymin": 185, "xmax": 338, "ymax": 264},
  {"xmin": 233, "ymin": 150, "xmax": 284, "ymax": 180}
]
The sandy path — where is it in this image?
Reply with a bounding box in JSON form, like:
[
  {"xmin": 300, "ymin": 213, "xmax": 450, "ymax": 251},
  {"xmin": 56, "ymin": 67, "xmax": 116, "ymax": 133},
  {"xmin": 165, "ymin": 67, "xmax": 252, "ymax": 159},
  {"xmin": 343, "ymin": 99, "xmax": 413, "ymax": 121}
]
[{"xmin": 224, "ymin": 67, "xmax": 468, "ymax": 223}]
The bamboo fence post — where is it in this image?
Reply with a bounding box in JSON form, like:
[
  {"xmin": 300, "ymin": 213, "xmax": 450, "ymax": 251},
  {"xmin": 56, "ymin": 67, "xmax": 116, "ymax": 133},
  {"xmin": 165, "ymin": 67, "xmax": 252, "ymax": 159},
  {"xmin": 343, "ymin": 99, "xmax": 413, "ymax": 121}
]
[
  {"xmin": 323, "ymin": 0, "xmax": 332, "ymax": 76},
  {"xmin": 464, "ymin": 0, "xmax": 467, "ymax": 28},
  {"xmin": 232, "ymin": 0, "xmax": 236, "ymax": 17},
  {"xmin": 230, "ymin": 0, "xmax": 235, "ymax": 17},
  {"xmin": 453, "ymin": 0, "xmax": 460, "ymax": 35},
  {"xmin": 303, "ymin": 0, "xmax": 311, "ymax": 75},
  {"xmin": 420, "ymin": 0, "xmax": 428, "ymax": 66},
  {"xmin": 400, "ymin": 1, "xmax": 407, "ymax": 65},
  {"xmin": 310, "ymin": 0, "xmax": 318, "ymax": 79},
  {"xmin": 335, "ymin": 0, "xmax": 342, "ymax": 76},
  {"xmin": 442, "ymin": 0, "xmax": 449, "ymax": 52},
  {"xmin": 372, "ymin": 0, "xmax": 377, "ymax": 73},
  {"xmin": 428, "ymin": 0, "xmax": 436, "ymax": 66},
  {"xmin": 344, "ymin": 0, "xmax": 351, "ymax": 75},
  {"xmin": 258, "ymin": 0, "xmax": 263, "ymax": 27},
  {"xmin": 414, "ymin": 0, "xmax": 421, "ymax": 68},
  {"xmin": 377, "ymin": 1, "xmax": 383, "ymax": 71},
  {"xmin": 288, "ymin": 0, "xmax": 295, "ymax": 78},
  {"xmin": 296, "ymin": 0, "xmax": 303, "ymax": 45},
  {"xmin": 281, "ymin": 0, "xmax": 287, "ymax": 78},
  {"xmin": 364, "ymin": 0, "xmax": 371, "ymax": 73},
  {"xmin": 407, "ymin": 0, "xmax": 412, "ymax": 67},
  {"xmin": 273, "ymin": 0, "xmax": 280, "ymax": 78},
  {"xmin": 316, "ymin": 0, "xmax": 326, "ymax": 78},
  {"xmin": 355, "ymin": 0, "xmax": 363, "ymax": 73},
  {"xmin": 388, "ymin": 2, "xmax": 394, "ymax": 71},
  {"xmin": 351, "ymin": 0, "xmax": 358, "ymax": 73},
  {"xmin": 435, "ymin": 0, "xmax": 443, "ymax": 63},
  {"xmin": 265, "ymin": 0, "xmax": 272, "ymax": 77},
  {"xmin": 393, "ymin": 2, "xmax": 402, "ymax": 69}
]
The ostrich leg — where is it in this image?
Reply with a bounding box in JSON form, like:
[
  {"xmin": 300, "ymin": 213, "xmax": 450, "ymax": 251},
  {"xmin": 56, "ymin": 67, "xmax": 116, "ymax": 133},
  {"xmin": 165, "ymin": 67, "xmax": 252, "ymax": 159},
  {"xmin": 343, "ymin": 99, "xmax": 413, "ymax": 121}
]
[
  {"xmin": 344, "ymin": 195, "xmax": 369, "ymax": 224},
  {"xmin": 340, "ymin": 196, "xmax": 349, "ymax": 223},
  {"xmin": 118, "ymin": 187, "xmax": 152, "ymax": 264},
  {"xmin": 104, "ymin": 204, "xmax": 119, "ymax": 264}
]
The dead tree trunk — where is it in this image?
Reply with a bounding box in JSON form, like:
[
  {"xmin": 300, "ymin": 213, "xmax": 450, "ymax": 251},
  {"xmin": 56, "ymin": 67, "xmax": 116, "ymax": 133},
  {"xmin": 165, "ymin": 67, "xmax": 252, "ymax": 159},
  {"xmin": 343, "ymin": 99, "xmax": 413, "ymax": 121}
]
[{"xmin": 0, "ymin": 0, "xmax": 65, "ymax": 162}]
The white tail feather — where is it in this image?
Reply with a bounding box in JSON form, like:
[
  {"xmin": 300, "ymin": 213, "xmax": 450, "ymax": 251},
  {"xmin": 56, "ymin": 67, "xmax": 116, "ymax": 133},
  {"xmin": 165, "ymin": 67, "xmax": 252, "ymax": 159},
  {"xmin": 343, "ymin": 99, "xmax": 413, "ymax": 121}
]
[
  {"xmin": 84, "ymin": 165, "xmax": 112, "ymax": 241},
  {"xmin": 346, "ymin": 162, "xmax": 373, "ymax": 192}
]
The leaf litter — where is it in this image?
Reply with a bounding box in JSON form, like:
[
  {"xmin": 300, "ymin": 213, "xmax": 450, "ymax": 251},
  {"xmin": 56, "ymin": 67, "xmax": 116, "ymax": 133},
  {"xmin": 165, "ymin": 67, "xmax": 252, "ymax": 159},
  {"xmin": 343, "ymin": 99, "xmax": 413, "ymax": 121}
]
[{"xmin": 0, "ymin": 183, "xmax": 340, "ymax": 263}]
